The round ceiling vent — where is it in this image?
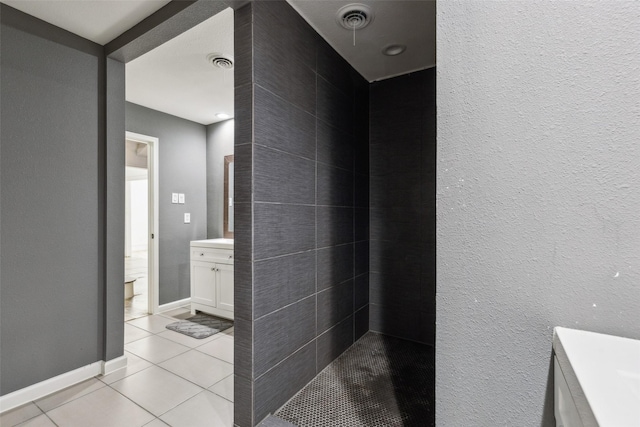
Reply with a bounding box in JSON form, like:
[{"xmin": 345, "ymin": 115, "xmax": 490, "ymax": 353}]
[
  {"xmin": 207, "ymin": 53, "xmax": 234, "ymax": 70},
  {"xmin": 337, "ymin": 4, "xmax": 374, "ymax": 30}
]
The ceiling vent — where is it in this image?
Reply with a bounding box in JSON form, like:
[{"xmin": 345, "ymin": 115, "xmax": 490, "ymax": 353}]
[
  {"xmin": 207, "ymin": 53, "xmax": 234, "ymax": 70},
  {"xmin": 337, "ymin": 4, "xmax": 373, "ymax": 31}
]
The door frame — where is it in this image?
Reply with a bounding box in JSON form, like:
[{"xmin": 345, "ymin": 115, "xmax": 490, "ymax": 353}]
[{"xmin": 125, "ymin": 131, "xmax": 159, "ymax": 315}]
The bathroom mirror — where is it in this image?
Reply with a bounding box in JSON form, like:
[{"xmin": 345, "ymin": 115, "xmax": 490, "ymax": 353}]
[{"xmin": 224, "ymin": 155, "xmax": 234, "ymax": 238}]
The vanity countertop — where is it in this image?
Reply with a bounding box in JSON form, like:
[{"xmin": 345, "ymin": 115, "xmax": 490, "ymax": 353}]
[
  {"xmin": 553, "ymin": 327, "xmax": 640, "ymax": 427},
  {"xmin": 190, "ymin": 238, "xmax": 234, "ymax": 249}
]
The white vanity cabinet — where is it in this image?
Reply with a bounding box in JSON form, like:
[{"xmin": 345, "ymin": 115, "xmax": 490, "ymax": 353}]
[{"xmin": 190, "ymin": 239, "xmax": 234, "ymax": 320}]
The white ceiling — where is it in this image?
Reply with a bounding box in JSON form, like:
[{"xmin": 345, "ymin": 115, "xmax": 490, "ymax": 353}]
[
  {"xmin": 0, "ymin": 0, "xmax": 171, "ymax": 45},
  {"xmin": 1, "ymin": 1, "xmax": 435, "ymax": 124},
  {"xmin": 126, "ymin": 7, "xmax": 235, "ymax": 125},
  {"xmin": 288, "ymin": 0, "xmax": 436, "ymax": 82}
]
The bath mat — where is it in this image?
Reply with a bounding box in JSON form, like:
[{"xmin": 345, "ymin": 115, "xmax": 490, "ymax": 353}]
[{"xmin": 165, "ymin": 313, "xmax": 233, "ymax": 339}]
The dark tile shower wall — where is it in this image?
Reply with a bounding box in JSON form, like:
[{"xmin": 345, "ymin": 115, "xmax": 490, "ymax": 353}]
[
  {"xmin": 369, "ymin": 69, "xmax": 436, "ymax": 346},
  {"xmin": 233, "ymin": 2, "xmax": 369, "ymax": 425}
]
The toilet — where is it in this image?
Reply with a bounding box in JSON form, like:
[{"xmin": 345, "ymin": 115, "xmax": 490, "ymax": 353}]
[{"xmin": 124, "ymin": 276, "xmax": 137, "ymax": 299}]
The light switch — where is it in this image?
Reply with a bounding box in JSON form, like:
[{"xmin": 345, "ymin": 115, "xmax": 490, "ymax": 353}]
[
  {"xmin": 171, "ymin": 193, "xmax": 179, "ymax": 204},
  {"xmin": 184, "ymin": 213, "xmax": 191, "ymax": 223},
  {"xmin": 178, "ymin": 193, "xmax": 185, "ymax": 204}
]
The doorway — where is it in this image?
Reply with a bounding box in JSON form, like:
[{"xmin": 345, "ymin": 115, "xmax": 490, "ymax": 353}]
[{"xmin": 124, "ymin": 131, "xmax": 159, "ymax": 320}]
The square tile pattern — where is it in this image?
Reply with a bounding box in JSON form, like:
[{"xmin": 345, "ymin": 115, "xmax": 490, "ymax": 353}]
[{"xmin": 1, "ymin": 311, "xmax": 235, "ymax": 427}]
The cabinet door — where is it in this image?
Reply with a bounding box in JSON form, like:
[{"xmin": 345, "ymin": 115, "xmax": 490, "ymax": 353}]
[
  {"xmin": 216, "ymin": 262, "xmax": 234, "ymax": 313},
  {"xmin": 191, "ymin": 261, "xmax": 216, "ymax": 307}
]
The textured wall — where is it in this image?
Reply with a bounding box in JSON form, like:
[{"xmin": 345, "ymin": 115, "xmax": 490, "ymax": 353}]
[
  {"xmin": 369, "ymin": 69, "xmax": 436, "ymax": 345},
  {"xmin": 0, "ymin": 5, "xmax": 106, "ymax": 394},
  {"xmin": 206, "ymin": 119, "xmax": 234, "ymax": 239},
  {"xmin": 437, "ymin": 2, "xmax": 640, "ymax": 425},
  {"xmin": 233, "ymin": 2, "xmax": 369, "ymax": 425},
  {"xmin": 126, "ymin": 102, "xmax": 207, "ymax": 305}
]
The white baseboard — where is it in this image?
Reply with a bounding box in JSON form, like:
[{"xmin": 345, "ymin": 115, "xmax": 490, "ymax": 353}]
[
  {"xmin": 158, "ymin": 298, "xmax": 191, "ymax": 313},
  {"xmin": 101, "ymin": 355, "xmax": 128, "ymax": 376},
  {"xmin": 0, "ymin": 361, "xmax": 103, "ymax": 413}
]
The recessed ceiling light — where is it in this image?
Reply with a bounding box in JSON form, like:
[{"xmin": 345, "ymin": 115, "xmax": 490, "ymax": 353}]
[
  {"xmin": 216, "ymin": 113, "xmax": 230, "ymax": 119},
  {"xmin": 382, "ymin": 44, "xmax": 406, "ymax": 56}
]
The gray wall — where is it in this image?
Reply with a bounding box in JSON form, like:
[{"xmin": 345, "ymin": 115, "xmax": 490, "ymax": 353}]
[
  {"xmin": 126, "ymin": 102, "xmax": 207, "ymax": 305},
  {"xmin": 206, "ymin": 119, "xmax": 234, "ymax": 238},
  {"xmin": 437, "ymin": 2, "xmax": 640, "ymax": 426},
  {"xmin": 369, "ymin": 69, "xmax": 436, "ymax": 345},
  {"xmin": 0, "ymin": 5, "xmax": 123, "ymax": 395},
  {"xmin": 233, "ymin": 2, "xmax": 370, "ymax": 425}
]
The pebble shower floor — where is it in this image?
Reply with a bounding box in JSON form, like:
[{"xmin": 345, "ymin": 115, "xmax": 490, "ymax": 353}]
[{"xmin": 275, "ymin": 332, "xmax": 435, "ymax": 427}]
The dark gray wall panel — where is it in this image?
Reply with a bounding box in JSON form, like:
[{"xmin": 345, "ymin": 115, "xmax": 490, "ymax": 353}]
[
  {"xmin": 253, "ymin": 1, "xmax": 317, "ymax": 115},
  {"xmin": 254, "ymin": 341, "xmax": 316, "ymax": 423},
  {"xmin": 253, "ymin": 203, "xmax": 315, "ymax": 259},
  {"xmin": 235, "ymin": 374, "xmax": 254, "ymax": 427},
  {"xmin": 206, "ymin": 119, "xmax": 234, "ymax": 238},
  {"xmin": 317, "ymin": 206, "xmax": 354, "ymax": 248},
  {"xmin": 254, "ymin": 146, "xmax": 315, "ymax": 204},
  {"xmin": 354, "ymin": 274, "xmax": 369, "ymax": 311},
  {"xmin": 317, "ymin": 280, "xmax": 354, "ymax": 334},
  {"xmin": 354, "ymin": 241, "xmax": 369, "ymax": 277},
  {"xmin": 254, "ymin": 86, "xmax": 316, "ymax": 160},
  {"xmin": 235, "ymin": 84, "xmax": 253, "ymax": 146},
  {"xmin": 369, "ymin": 69, "xmax": 436, "ymax": 345},
  {"xmin": 234, "ymin": 317, "xmax": 253, "ymax": 380},
  {"xmin": 317, "ymin": 121, "xmax": 354, "ymax": 171},
  {"xmin": 254, "ymin": 296, "xmax": 316, "ymax": 377},
  {"xmin": 243, "ymin": 1, "xmax": 370, "ymax": 423},
  {"xmin": 317, "ymin": 163, "xmax": 354, "ymax": 207},
  {"xmin": 254, "ymin": 251, "xmax": 316, "ymax": 318},
  {"xmin": 0, "ymin": 6, "xmax": 103, "ymax": 394},
  {"xmin": 317, "ymin": 315, "xmax": 353, "ymax": 372},
  {"xmin": 317, "ymin": 77, "xmax": 353, "ymax": 134},
  {"xmin": 125, "ymin": 102, "xmax": 207, "ymax": 305},
  {"xmin": 317, "ymin": 244, "xmax": 354, "ymax": 292},
  {"xmin": 233, "ymin": 10, "xmax": 255, "ymax": 425},
  {"xmin": 354, "ymin": 305, "xmax": 369, "ymax": 341}
]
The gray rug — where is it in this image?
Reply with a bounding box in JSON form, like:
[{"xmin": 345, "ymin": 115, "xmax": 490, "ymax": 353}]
[{"xmin": 166, "ymin": 313, "xmax": 233, "ymax": 339}]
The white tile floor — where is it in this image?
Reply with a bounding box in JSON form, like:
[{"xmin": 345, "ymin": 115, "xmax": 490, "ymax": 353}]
[{"xmin": 0, "ymin": 309, "xmax": 234, "ymax": 427}]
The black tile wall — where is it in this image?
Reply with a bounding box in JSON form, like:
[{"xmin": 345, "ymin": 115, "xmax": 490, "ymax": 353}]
[
  {"xmin": 236, "ymin": 2, "xmax": 370, "ymax": 425},
  {"xmin": 316, "ymin": 315, "xmax": 353, "ymax": 372},
  {"xmin": 316, "ymin": 243, "xmax": 353, "ymax": 292},
  {"xmin": 234, "ymin": 317, "xmax": 253, "ymax": 380},
  {"xmin": 254, "ymin": 145, "xmax": 315, "ymax": 204},
  {"xmin": 354, "ymin": 305, "xmax": 369, "ymax": 341},
  {"xmin": 354, "ymin": 241, "xmax": 369, "ymax": 277},
  {"xmin": 254, "ymin": 251, "xmax": 316, "ymax": 318},
  {"xmin": 254, "ymin": 341, "xmax": 317, "ymax": 423},
  {"xmin": 317, "ymin": 206, "xmax": 354, "ymax": 248},
  {"xmin": 234, "ymin": 143, "xmax": 252, "ymax": 205},
  {"xmin": 317, "ymin": 163, "xmax": 354, "ymax": 207},
  {"xmin": 317, "ymin": 280, "xmax": 354, "ymax": 334},
  {"xmin": 253, "ymin": 203, "xmax": 315, "ymax": 259},
  {"xmin": 317, "ymin": 76, "xmax": 353, "ymax": 134},
  {"xmin": 354, "ymin": 274, "xmax": 369, "ymax": 311},
  {"xmin": 369, "ymin": 68, "xmax": 436, "ymax": 346},
  {"xmin": 254, "ymin": 86, "xmax": 316, "ymax": 160},
  {"xmin": 254, "ymin": 295, "xmax": 316, "ymax": 377},
  {"xmin": 317, "ymin": 120, "xmax": 354, "ymax": 170},
  {"xmin": 235, "ymin": 374, "xmax": 253, "ymax": 427}
]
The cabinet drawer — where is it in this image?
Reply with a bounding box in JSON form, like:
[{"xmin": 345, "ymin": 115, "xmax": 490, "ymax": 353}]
[{"xmin": 191, "ymin": 248, "xmax": 234, "ymax": 264}]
